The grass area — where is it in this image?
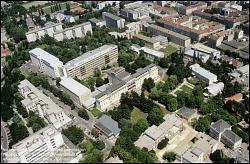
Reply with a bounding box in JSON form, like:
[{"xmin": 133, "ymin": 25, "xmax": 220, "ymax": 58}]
[
  {"xmin": 160, "ymin": 45, "xmax": 177, "ymax": 57},
  {"xmin": 42, "ymin": 1, "xmax": 78, "ymax": 14},
  {"xmin": 21, "ymin": 1, "xmax": 49, "ymax": 9},
  {"xmin": 175, "ymin": 90, "xmax": 182, "ymax": 95},
  {"xmin": 161, "ymin": 107, "xmax": 171, "ymax": 115},
  {"xmin": 130, "ymin": 107, "xmax": 148, "ymax": 124},
  {"xmin": 180, "ymin": 85, "xmax": 193, "ymax": 93},
  {"xmin": 188, "ymin": 78, "xmax": 199, "ymax": 85},
  {"xmin": 90, "ymin": 107, "xmax": 103, "ymax": 118}
]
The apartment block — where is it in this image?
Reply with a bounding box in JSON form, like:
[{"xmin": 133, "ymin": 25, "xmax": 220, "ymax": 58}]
[
  {"xmin": 63, "ymin": 44, "xmax": 118, "ymax": 80},
  {"xmin": 18, "ymin": 79, "xmax": 71, "ymax": 129},
  {"xmin": 26, "ymin": 22, "xmax": 92, "ymax": 42},
  {"xmin": 190, "ymin": 64, "xmax": 217, "ymax": 85},
  {"xmin": 146, "ymin": 24, "xmax": 191, "ymax": 48},
  {"xmin": 89, "ymin": 18, "xmax": 106, "ymax": 27},
  {"xmin": 3, "ymin": 125, "xmax": 82, "ymax": 163},
  {"xmin": 29, "ymin": 48, "xmax": 64, "ymax": 79},
  {"xmin": 95, "ymin": 64, "xmax": 160, "ymax": 112},
  {"xmin": 102, "ymin": 12, "xmax": 125, "ymax": 29}
]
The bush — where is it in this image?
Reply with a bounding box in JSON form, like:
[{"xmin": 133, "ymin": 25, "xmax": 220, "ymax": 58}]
[
  {"xmin": 78, "ymin": 109, "xmax": 89, "ymax": 120},
  {"xmin": 91, "ymin": 128, "xmax": 99, "ymax": 138},
  {"xmin": 157, "ymin": 138, "xmax": 169, "ymax": 150},
  {"xmin": 93, "ymin": 140, "xmax": 105, "ymax": 150},
  {"xmin": 163, "ymin": 152, "xmax": 176, "ymax": 162}
]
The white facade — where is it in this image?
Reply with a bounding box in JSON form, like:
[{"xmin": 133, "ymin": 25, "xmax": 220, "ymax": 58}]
[
  {"xmin": 29, "ymin": 48, "xmax": 64, "ymax": 79},
  {"xmin": 59, "ymin": 77, "xmax": 92, "ymax": 106},
  {"xmin": 205, "ymin": 82, "xmax": 224, "ymax": 96},
  {"xmin": 3, "ymin": 125, "xmax": 82, "ymax": 163},
  {"xmin": 18, "ymin": 80, "xmax": 71, "ymax": 129},
  {"xmin": 96, "ymin": 64, "xmax": 160, "ymax": 112},
  {"xmin": 190, "ymin": 64, "xmax": 217, "ymax": 85}
]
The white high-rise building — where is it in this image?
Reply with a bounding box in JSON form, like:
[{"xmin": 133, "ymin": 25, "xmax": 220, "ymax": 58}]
[
  {"xmin": 29, "ymin": 48, "xmax": 64, "ymax": 79},
  {"xmin": 3, "ymin": 125, "xmax": 82, "ymax": 163}
]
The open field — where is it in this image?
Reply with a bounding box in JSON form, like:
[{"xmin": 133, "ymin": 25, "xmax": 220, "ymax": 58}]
[
  {"xmin": 42, "ymin": 1, "xmax": 79, "ymax": 14},
  {"xmin": 131, "ymin": 107, "xmax": 148, "ymax": 124},
  {"xmin": 160, "ymin": 45, "xmax": 177, "ymax": 57},
  {"xmin": 21, "ymin": 1, "xmax": 49, "ymax": 9},
  {"xmin": 180, "ymin": 85, "xmax": 193, "ymax": 93}
]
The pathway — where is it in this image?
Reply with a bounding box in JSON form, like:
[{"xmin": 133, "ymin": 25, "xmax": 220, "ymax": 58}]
[{"xmin": 170, "ymin": 79, "xmax": 194, "ymax": 97}]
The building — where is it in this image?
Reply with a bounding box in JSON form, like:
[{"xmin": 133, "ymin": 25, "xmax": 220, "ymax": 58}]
[
  {"xmin": 134, "ymin": 34, "xmax": 161, "ymax": 49},
  {"xmin": 175, "ymin": 1, "xmax": 207, "ymax": 15},
  {"xmin": 174, "ymin": 132, "xmax": 218, "ymax": 163},
  {"xmin": 190, "ymin": 64, "xmax": 217, "ymax": 85},
  {"xmin": 97, "ymin": 1, "xmax": 119, "ymax": 10},
  {"xmin": 3, "ymin": 125, "xmax": 82, "ymax": 163},
  {"xmin": 209, "ymin": 119, "xmax": 242, "ymax": 150},
  {"xmin": 65, "ymin": 15, "xmax": 75, "ymax": 23},
  {"xmin": 157, "ymin": 15, "xmax": 225, "ymax": 41},
  {"xmin": 26, "ymin": 16, "xmax": 36, "ymax": 31},
  {"xmin": 208, "ymin": 29, "xmax": 235, "ymax": 48},
  {"xmin": 63, "ymin": 44, "xmax": 118, "ymax": 80},
  {"xmin": 235, "ymin": 65, "xmax": 249, "ymax": 76},
  {"xmin": 105, "ymin": 156, "xmax": 123, "ymax": 163},
  {"xmin": 89, "ymin": 18, "xmax": 106, "ymax": 27},
  {"xmin": 102, "ymin": 12, "xmax": 125, "ymax": 29},
  {"xmin": 94, "ymin": 114, "xmax": 121, "ymax": 139},
  {"xmin": 130, "ymin": 45, "xmax": 165, "ymax": 60},
  {"xmin": 59, "ymin": 77, "xmax": 92, "ymax": 107},
  {"xmin": 152, "ymin": 35, "xmax": 168, "ymax": 46},
  {"xmin": 26, "ymin": 22, "xmax": 92, "ymax": 42},
  {"xmin": 184, "ymin": 49, "xmax": 210, "ymax": 63},
  {"xmin": 224, "ymin": 93, "xmax": 243, "ymax": 104},
  {"xmin": 176, "ymin": 106, "xmax": 197, "ymax": 122},
  {"xmin": 29, "ymin": 48, "xmax": 64, "ymax": 79},
  {"xmin": 18, "ymin": 80, "xmax": 71, "ymax": 129},
  {"xmin": 204, "ymin": 82, "xmax": 224, "ymax": 97},
  {"xmin": 134, "ymin": 114, "xmax": 184, "ymax": 151},
  {"xmin": 95, "ymin": 64, "xmax": 160, "ymax": 112},
  {"xmin": 191, "ymin": 43, "xmax": 221, "ymax": 59},
  {"xmin": 53, "ymin": 22, "xmax": 92, "ymax": 41},
  {"xmin": 145, "ymin": 24, "xmax": 191, "ymax": 48}
]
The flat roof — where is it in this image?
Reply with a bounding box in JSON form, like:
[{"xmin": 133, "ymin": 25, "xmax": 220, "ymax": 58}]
[
  {"xmin": 192, "ymin": 43, "xmax": 219, "ymax": 53},
  {"xmin": 64, "ymin": 44, "xmax": 117, "ymax": 68},
  {"xmin": 236, "ymin": 65, "xmax": 249, "ymax": 74},
  {"xmin": 190, "ymin": 64, "xmax": 217, "ymax": 81},
  {"xmin": 177, "ymin": 106, "xmax": 196, "ymax": 119},
  {"xmin": 134, "ymin": 34, "xmax": 158, "ymax": 44},
  {"xmin": 141, "ymin": 47, "xmax": 164, "ymax": 58},
  {"xmin": 95, "ymin": 114, "xmax": 120, "ymax": 136},
  {"xmin": 102, "ymin": 12, "xmax": 124, "ymax": 21},
  {"xmin": 29, "ymin": 48, "xmax": 62, "ymax": 67},
  {"xmin": 134, "ymin": 134, "xmax": 155, "ymax": 150},
  {"xmin": 205, "ymin": 82, "xmax": 224, "ymax": 95},
  {"xmin": 59, "ymin": 77, "xmax": 91, "ymax": 97}
]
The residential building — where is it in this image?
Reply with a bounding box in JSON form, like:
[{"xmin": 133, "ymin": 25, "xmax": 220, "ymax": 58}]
[
  {"xmin": 145, "ymin": 24, "xmax": 191, "ymax": 48},
  {"xmin": 157, "ymin": 15, "xmax": 225, "ymax": 41},
  {"xmin": 29, "ymin": 48, "xmax": 64, "ymax": 79},
  {"xmin": 95, "ymin": 64, "xmax": 160, "ymax": 112},
  {"xmin": 209, "ymin": 119, "xmax": 242, "ymax": 150},
  {"xmin": 102, "ymin": 12, "xmax": 125, "ymax": 29},
  {"xmin": 59, "ymin": 77, "xmax": 92, "ymax": 107},
  {"xmin": 191, "ymin": 43, "xmax": 221, "ymax": 59},
  {"xmin": 176, "ymin": 106, "xmax": 197, "ymax": 122},
  {"xmin": 134, "ymin": 114, "xmax": 184, "ymax": 151},
  {"xmin": 65, "ymin": 15, "xmax": 75, "ymax": 23},
  {"xmin": 175, "ymin": 1, "xmax": 207, "ymax": 15},
  {"xmin": 89, "ymin": 18, "xmax": 106, "ymax": 27},
  {"xmin": 224, "ymin": 93, "xmax": 243, "ymax": 104},
  {"xmin": 134, "ymin": 34, "xmax": 161, "ymax": 49},
  {"xmin": 3, "ymin": 125, "xmax": 82, "ymax": 163},
  {"xmin": 208, "ymin": 29, "xmax": 235, "ymax": 48},
  {"xmin": 63, "ymin": 44, "xmax": 118, "ymax": 80},
  {"xmin": 94, "ymin": 114, "xmax": 121, "ymax": 139},
  {"xmin": 204, "ymin": 82, "xmax": 224, "ymax": 97},
  {"xmin": 18, "ymin": 79, "xmax": 71, "ymax": 129},
  {"xmin": 105, "ymin": 156, "xmax": 123, "ymax": 163},
  {"xmin": 190, "ymin": 64, "xmax": 217, "ymax": 85}
]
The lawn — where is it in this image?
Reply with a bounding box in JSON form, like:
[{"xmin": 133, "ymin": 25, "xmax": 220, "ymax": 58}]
[
  {"xmin": 21, "ymin": 1, "xmax": 49, "ymax": 9},
  {"xmin": 180, "ymin": 85, "xmax": 193, "ymax": 93},
  {"xmin": 130, "ymin": 107, "xmax": 148, "ymax": 124},
  {"xmin": 42, "ymin": 1, "xmax": 78, "ymax": 14},
  {"xmin": 160, "ymin": 45, "xmax": 177, "ymax": 57},
  {"xmin": 90, "ymin": 107, "xmax": 103, "ymax": 118}
]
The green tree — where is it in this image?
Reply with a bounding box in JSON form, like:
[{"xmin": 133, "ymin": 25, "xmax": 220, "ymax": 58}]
[
  {"xmin": 147, "ymin": 108, "xmax": 164, "ymax": 126},
  {"xmin": 93, "ymin": 140, "xmax": 105, "ymax": 150},
  {"xmin": 193, "ymin": 116, "xmax": 211, "ymax": 132},
  {"xmin": 91, "ymin": 128, "xmax": 99, "ymax": 138},
  {"xmin": 95, "ymin": 77, "xmax": 105, "ymax": 87},
  {"xmin": 78, "ymin": 109, "xmax": 90, "ymax": 120},
  {"xmin": 166, "ymin": 97, "xmax": 178, "ymax": 112},
  {"xmin": 163, "ymin": 152, "xmax": 176, "ymax": 162},
  {"xmin": 157, "ymin": 138, "xmax": 169, "ymax": 149},
  {"xmin": 82, "ymin": 149, "xmax": 104, "ymax": 163},
  {"xmin": 62, "ymin": 125, "xmax": 85, "ymax": 145}
]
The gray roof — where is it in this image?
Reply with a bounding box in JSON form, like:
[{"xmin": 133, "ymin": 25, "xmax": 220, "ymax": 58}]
[
  {"xmin": 211, "ymin": 119, "xmax": 231, "ymax": 133},
  {"xmin": 95, "ymin": 115, "xmax": 120, "ymax": 136},
  {"xmin": 95, "ymin": 81, "xmax": 126, "ymax": 99},
  {"xmin": 132, "ymin": 64, "xmax": 156, "ymax": 78},
  {"xmin": 177, "ymin": 106, "xmax": 196, "ymax": 119},
  {"xmin": 89, "ymin": 18, "xmax": 103, "ymax": 23},
  {"xmin": 102, "ymin": 12, "xmax": 124, "ymax": 21},
  {"xmin": 222, "ymin": 129, "xmax": 242, "ymax": 144}
]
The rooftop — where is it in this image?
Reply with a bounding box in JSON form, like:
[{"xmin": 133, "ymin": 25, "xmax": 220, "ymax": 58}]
[
  {"xmin": 134, "ymin": 34, "xmax": 159, "ymax": 44},
  {"xmin": 236, "ymin": 65, "xmax": 249, "ymax": 74},
  {"xmin": 210, "ymin": 119, "xmax": 231, "ymax": 133},
  {"xmin": 205, "ymin": 82, "xmax": 224, "ymax": 95},
  {"xmin": 190, "ymin": 64, "xmax": 217, "ymax": 81},
  {"xmin": 222, "ymin": 129, "xmax": 242, "ymax": 144},
  {"xmin": 95, "ymin": 114, "xmax": 120, "ymax": 136},
  {"xmin": 141, "ymin": 47, "xmax": 164, "ymax": 58},
  {"xmin": 102, "ymin": 12, "xmax": 124, "ymax": 21},
  {"xmin": 59, "ymin": 77, "xmax": 91, "ymax": 97},
  {"xmin": 177, "ymin": 106, "xmax": 196, "ymax": 120},
  {"xmin": 224, "ymin": 93, "xmax": 243, "ymax": 104}
]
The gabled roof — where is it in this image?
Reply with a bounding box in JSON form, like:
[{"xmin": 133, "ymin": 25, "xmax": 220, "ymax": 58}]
[
  {"xmin": 95, "ymin": 115, "xmax": 120, "ymax": 136},
  {"xmin": 210, "ymin": 119, "xmax": 231, "ymax": 133},
  {"xmin": 177, "ymin": 106, "xmax": 196, "ymax": 119},
  {"xmin": 221, "ymin": 129, "xmax": 242, "ymax": 144}
]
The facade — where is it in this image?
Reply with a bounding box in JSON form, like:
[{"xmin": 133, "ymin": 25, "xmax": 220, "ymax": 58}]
[
  {"xmin": 102, "ymin": 12, "xmax": 125, "ymax": 29},
  {"xmin": 95, "ymin": 64, "xmax": 160, "ymax": 112},
  {"xmin": 26, "ymin": 22, "xmax": 92, "ymax": 42},
  {"xmin": 3, "ymin": 125, "xmax": 82, "ymax": 163},
  {"xmin": 146, "ymin": 24, "xmax": 191, "ymax": 48},
  {"xmin": 89, "ymin": 18, "xmax": 106, "ymax": 27},
  {"xmin": 191, "ymin": 43, "xmax": 221, "ymax": 59},
  {"xmin": 29, "ymin": 48, "xmax": 64, "ymax": 79},
  {"xmin": 134, "ymin": 114, "xmax": 184, "ymax": 151},
  {"xmin": 94, "ymin": 114, "xmax": 121, "ymax": 138},
  {"xmin": 205, "ymin": 82, "xmax": 224, "ymax": 97},
  {"xmin": 59, "ymin": 77, "xmax": 91, "ymax": 107},
  {"xmin": 18, "ymin": 80, "xmax": 71, "ymax": 129},
  {"xmin": 175, "ymin": 1, "xmax": 207, "ymax": 15},
  {"xmin": 134, "ymin": 34, "xmax": 161, "ymax": 49},
  {"xmin": 209, "ymin": 119, "xmax": 242, "ymax": 150},
  {"xmin": 208, "ymin": 29, "xmax": 235, "ymax": 48},
  {"xmin": 190, "ymin": 64, "xmax": 217, "ymax": 85},
  {"xmin": 63, "ymin": 44, "xmax": 118, "ymax": 80}
]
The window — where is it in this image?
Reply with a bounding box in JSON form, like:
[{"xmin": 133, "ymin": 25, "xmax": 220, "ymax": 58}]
[
  {"xmin": 80, "ymin": 66, "xmax": 86, "ymax": 76},
  {"xmin": 105, "ymin": 55, "xmax": 110, "ymax": 64}
]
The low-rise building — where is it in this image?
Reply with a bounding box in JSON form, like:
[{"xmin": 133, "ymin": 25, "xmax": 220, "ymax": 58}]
[
  {"xmin": 3, "ymin": 125, "xmax": 82, "ymax": 163},
  {"xmin": 134, "ymin": 114, "xmax": 184, "ymax": 151},
  {"xmin": 102, "ymin": 12, "xmax": 125, "ymax": 29},
  {"xmin": 190, "ymin": 64, "xmax": 217, "ymax": 85},
  {"xmin": 59, "ymin": 77, "xmax": 92, "ymax": 107},
  {"xmin": 175, "ymin": 1, "xmax": 207, "ymax": 15},
  {"xmin": 29, "ymin": 48, "xmax": 64, "ymax": 79},
  {"xmin": 95, "ymin": 64, "xmax": 160, "ymax": 112},
  {"xmin": 209, "ymin": 119, "xmax": 242, "ymax": 150},
  {"xmin": 18, "ymin": 79, "xmax": 71, "ymax": 129},
  {"xmin": 134, "ymin": 34, "xmax": 161, "ymax": 49},
  {"xmin": 94, "ymin": 114, "xmax": 121, "ymax": 139},
  {"xmin": 204, "ymin": 82, "xmax": 224, "ymax": 97},
  {"xmin": 26, "ymin": 15, "xmax": 36, "ymax": 31},
  {"xmin": 176, "ymin": 106, "xmax": 197, "ymax": 122},
  {"xmin": 208, "ymin": 29, "xmax": 235, "ymax": 48}
]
